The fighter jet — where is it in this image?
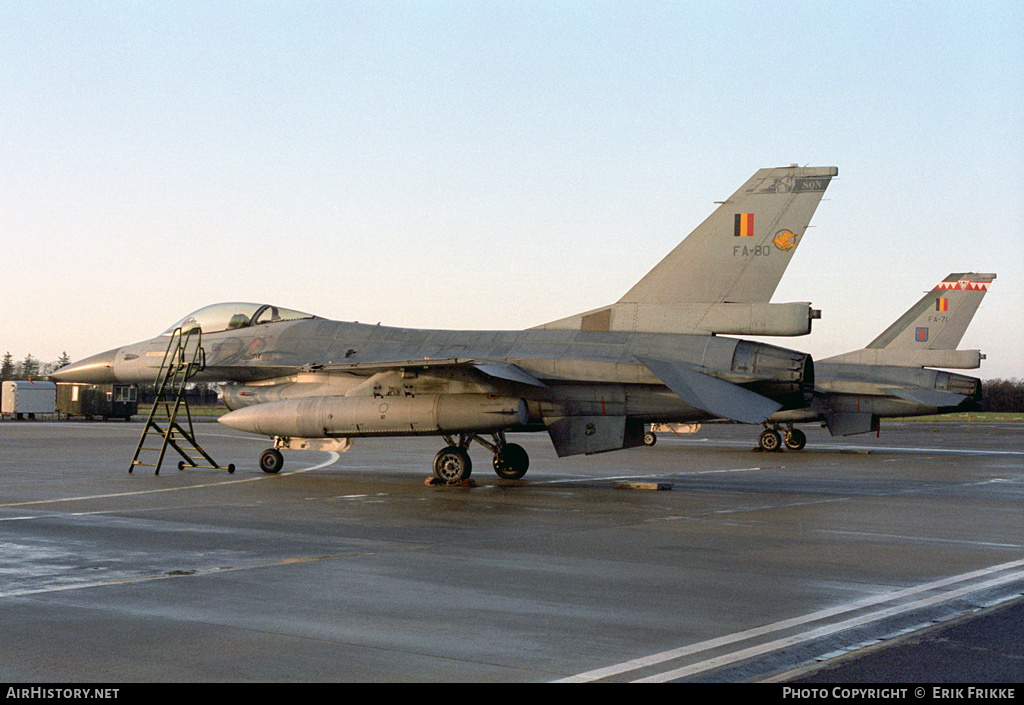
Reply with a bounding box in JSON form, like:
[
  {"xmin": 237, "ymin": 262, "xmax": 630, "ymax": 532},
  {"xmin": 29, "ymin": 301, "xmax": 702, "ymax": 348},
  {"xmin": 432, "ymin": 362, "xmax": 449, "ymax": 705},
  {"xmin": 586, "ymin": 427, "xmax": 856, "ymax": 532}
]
[
  {"xmin": 53, "ymin": 165, "xmax": 836, "ymax": 480},
  {"xmin": 757, "ymin": 272, "xmax": 994, "ymax": 451}
]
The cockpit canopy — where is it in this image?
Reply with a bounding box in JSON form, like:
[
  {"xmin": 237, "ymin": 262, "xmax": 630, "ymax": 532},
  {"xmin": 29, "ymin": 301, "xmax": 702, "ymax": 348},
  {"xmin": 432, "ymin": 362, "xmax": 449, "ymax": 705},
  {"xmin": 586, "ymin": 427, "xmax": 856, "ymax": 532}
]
[{"xmin": 161, "ymin": 303, "xmax": 316, "ymax": 336}]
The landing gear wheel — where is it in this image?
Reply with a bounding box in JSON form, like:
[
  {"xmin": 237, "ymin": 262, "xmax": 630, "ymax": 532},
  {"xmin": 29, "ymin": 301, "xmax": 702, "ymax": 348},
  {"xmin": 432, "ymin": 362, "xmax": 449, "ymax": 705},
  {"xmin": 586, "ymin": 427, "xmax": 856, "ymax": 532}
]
[
  {"xmin": 643, "ymin": 431, "xmax": 657, "ymax": 447},
  {"xmin": 784, "ymin": 428, "xmax": 807, "ymax": 451},
  {"xmin": 493, "ymin": 443, "xmax": 530, "ymax": 480},
  {"xmin": 758, "ymin": 429, "xmax": 782, "ymax": 452},
  {"xmin": 260, "ymin": 448, "xmax": 284, "ymax": 474},
  {"xmin": 433, "ymin": 446, "xmax": 472, "ymax": 482}
]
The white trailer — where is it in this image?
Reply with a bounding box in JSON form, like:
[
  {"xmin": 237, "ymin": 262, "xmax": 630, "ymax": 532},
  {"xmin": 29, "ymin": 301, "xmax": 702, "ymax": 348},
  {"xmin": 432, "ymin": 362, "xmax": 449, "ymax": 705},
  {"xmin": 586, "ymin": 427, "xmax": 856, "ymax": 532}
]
[{"xmin": 1, "ymin": 380, "xmax": 57, "ymax": 417}]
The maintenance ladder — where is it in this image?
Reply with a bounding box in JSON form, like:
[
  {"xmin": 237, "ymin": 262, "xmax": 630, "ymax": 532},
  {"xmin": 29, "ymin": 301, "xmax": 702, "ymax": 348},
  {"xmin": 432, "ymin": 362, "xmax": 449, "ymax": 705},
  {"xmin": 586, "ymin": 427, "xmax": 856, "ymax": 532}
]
[{"xmin": 129, "ymin": 327, "xmax": 234, "ymax": 475}]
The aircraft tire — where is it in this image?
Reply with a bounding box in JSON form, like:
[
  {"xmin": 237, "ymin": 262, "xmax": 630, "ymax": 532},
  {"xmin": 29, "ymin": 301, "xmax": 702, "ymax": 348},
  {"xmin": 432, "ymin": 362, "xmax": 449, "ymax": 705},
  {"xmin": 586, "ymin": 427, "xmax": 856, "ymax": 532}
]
[
  {"xmin": 643, "ymin": 432, "xmax": 657, "ymax": 446},
  {"xmin": 784, "ymin": 429, "xmax": 807, "ymax": 451},
  {"xmin": 493, "ymin": 443, "xmax": 529, "ymax": 480},
  {"xmin": 433, "ymin": 446, "xmax": 472, "ymax": 482},
  {"xmin": 260, "ymin": 448, "xmax": 284, "ymax": 474},
  {"xmin": 758, "ymin": 429, "xmax": 782, "ymax": 452}
]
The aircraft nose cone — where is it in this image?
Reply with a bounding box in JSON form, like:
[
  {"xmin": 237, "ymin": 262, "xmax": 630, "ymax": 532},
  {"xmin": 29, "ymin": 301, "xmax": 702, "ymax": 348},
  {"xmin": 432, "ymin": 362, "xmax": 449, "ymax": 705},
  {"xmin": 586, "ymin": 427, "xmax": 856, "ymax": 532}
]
[{"xmin": 51, "ymin": 348, "xmax": 121, "ymax": 384}]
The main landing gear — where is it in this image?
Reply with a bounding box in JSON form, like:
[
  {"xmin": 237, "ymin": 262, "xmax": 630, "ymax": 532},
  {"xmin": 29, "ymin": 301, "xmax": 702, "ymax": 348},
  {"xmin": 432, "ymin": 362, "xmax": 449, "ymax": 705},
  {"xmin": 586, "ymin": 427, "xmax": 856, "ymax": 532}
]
[
  {"xmin": 255, "ymin": 433, "xmax": 530, "ymax": 481},
  {"xmin": 758, "ymin": 425, "xmax": 807, "ymax": 452},
  {"xmin": 433, "ymin": 432, "xmax": 529, "ymax": 483}
]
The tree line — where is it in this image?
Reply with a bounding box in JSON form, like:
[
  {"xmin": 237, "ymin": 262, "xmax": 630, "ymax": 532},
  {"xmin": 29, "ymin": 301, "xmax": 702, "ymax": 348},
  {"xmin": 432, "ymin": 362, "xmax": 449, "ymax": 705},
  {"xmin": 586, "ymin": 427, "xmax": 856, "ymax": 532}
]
[
  {"xmin": 1, "ymin": 352, "xmax": 70, "ymax": 381},
  {"xmin": 979, "ymin": 378, "xmax": 1024, "ymax": 413}
]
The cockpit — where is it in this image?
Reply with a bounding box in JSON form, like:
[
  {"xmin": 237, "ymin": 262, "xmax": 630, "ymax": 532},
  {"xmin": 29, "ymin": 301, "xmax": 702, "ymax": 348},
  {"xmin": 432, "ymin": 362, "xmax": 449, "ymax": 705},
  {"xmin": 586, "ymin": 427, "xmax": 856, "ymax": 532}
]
[{"xmin": 161, "ymin": 303, "xmax": 316, "ymax": 336}]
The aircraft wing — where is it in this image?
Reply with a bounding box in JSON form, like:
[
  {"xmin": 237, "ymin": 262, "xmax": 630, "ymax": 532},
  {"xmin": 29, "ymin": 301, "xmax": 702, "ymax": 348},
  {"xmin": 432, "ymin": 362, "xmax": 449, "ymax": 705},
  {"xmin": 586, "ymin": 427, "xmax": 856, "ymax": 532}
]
[
  {"xmin": 883, "ymin": 387, "xmax": 968, "ymax": 407},
  {"xmin": 635, "ymin": 355, "xmax": 783, "ymax": 424},
  {"xmin": 471, "ymin": 362, "xmax": 549, "ymax": 388},
  {"xmin": 306, "ymin": 358, "xmax": 548, "ymax": 388}
]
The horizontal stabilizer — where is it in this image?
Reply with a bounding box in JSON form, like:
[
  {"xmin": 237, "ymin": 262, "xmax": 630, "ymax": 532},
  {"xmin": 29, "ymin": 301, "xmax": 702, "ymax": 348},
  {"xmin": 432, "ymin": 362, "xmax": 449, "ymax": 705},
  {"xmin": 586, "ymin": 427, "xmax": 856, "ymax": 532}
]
[
  {"xmin": 883, "ymin": 387, "xmax": 967, "ymax": 408},
  {"xmin": 636, "ymin": 355, "xmax": 782, "ymax": 424}
]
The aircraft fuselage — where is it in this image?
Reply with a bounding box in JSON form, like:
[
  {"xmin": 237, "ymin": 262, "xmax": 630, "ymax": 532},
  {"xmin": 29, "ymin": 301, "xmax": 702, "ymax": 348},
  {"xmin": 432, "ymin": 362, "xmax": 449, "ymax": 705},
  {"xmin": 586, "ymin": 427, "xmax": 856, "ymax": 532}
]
[{"xmin": 71, "ymin": 316, "xmax": 813, "ymax": 428}]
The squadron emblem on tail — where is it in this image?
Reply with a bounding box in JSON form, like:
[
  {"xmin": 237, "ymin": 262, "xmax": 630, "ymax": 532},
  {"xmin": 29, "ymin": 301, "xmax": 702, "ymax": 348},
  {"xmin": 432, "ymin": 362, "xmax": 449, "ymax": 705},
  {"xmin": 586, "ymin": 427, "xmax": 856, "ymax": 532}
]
[{"xmin": 773, "ymin": 229, "xmax": 798, "ymax": 252}]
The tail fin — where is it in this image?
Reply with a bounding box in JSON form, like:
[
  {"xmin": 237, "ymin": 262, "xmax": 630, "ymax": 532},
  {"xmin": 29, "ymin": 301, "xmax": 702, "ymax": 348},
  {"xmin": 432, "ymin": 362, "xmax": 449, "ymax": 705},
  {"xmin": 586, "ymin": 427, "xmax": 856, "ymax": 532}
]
[
  {"xmin": 823, "ymin": 273, "xmax": 995, "ymax": 368},
  {"xmin": 620, "ymin": 165, "xmax": 838, "ymax": 305},
  {"xmin": 535, "ymin": 165, "xmax": 837, "ymax": 335}
]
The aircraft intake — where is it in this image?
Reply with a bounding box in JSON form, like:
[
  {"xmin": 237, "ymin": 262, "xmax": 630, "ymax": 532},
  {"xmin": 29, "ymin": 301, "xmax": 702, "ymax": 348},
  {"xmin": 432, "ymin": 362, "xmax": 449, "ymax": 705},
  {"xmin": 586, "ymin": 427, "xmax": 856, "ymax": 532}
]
[{"xmin": 218, "ymin": 394, "xmax": 528, "ymax": 438}]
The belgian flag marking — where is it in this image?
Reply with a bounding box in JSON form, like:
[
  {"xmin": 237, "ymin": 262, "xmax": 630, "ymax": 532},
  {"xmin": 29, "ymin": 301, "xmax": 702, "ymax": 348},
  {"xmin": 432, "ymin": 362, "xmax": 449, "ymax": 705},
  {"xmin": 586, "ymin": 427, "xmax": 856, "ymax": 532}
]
[
  {"xmin": 936, "ymin": 298, "xmax": 949, "ymax": 312},
  {"xmin": 734, "ymin": 213, "xmax": 754, "ymax": 237}
]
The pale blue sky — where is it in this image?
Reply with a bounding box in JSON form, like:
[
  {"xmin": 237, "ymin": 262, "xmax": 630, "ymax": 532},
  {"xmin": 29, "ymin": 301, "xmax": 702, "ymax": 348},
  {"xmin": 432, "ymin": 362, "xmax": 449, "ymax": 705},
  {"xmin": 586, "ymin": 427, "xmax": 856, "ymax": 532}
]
[{"xmin": 2, "ymin": 1, "xmax": 1022, "ymax": 378}]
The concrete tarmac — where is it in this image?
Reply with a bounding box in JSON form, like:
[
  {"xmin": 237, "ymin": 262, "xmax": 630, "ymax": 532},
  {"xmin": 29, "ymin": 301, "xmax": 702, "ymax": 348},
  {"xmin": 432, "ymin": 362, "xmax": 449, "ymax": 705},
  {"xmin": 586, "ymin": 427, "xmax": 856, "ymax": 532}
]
[{"xmin": 0, "ymin": 418, "xmax": 1021, "ymax": 683}]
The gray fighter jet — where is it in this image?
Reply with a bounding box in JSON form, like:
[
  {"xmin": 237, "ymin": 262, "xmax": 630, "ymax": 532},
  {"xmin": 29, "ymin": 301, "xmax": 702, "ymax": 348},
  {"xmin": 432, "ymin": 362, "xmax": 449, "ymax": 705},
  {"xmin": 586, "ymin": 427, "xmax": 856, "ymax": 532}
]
[
  {"xmin": 53, "ymin": 165, "xmax": 836, "ymax": 480},
  {"xmin": 757, "ymin": 272, "xmax": 995, "ymax": 451}
]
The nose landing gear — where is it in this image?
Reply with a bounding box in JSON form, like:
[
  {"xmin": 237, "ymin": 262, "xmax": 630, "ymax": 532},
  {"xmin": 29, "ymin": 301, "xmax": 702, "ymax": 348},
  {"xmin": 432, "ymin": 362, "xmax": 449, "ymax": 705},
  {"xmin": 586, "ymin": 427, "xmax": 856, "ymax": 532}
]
[{"xmin": 260, "ymin": 448, "xmax": 284, "ymax": 473}]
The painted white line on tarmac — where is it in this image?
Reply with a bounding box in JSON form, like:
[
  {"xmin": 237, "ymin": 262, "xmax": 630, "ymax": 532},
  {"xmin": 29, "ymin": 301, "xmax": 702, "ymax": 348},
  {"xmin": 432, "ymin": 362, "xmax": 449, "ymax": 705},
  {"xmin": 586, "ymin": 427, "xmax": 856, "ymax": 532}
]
[
  {"xmin": 0, "ymin": 452, "xmax": 341, "ymax": 512},
  {"xmin": 672, "ymin": 438, "xmax": 1024, "ymax": 456},
  {"xmin": 634, "ymin": 569, "xmax": 1024, "ymax": 683},
  {"xmin": 555, "ymin": 558, "xmax": 1024, "ymax": 683}
]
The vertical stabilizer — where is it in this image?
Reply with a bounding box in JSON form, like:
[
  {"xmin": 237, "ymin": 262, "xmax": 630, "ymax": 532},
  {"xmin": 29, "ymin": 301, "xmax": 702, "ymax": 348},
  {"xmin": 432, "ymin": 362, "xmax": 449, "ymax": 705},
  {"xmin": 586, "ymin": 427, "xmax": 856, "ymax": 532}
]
[
  {"xmin": 535, "ymin": 165, "xmax": 837, "ymax": 335},
  {"xmin": 619, "ymin": 165, "xmax": 837, "ymax": 305},
  {"xmin": 822, "ymin": 273, "xmax": 995, "ymax": 368},
  {"xmin": 867, "ymin": 273, "xmax": 995, "ymax": 351}
]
